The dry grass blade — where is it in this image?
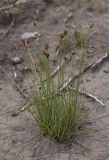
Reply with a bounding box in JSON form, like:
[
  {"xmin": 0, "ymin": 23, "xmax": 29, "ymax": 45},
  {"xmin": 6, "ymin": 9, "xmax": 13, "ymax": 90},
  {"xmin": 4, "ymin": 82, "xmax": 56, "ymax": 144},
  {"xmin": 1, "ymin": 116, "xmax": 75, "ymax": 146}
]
[
  {"xmin": 91, "ymin": 52, "xmax": 109, "ymax": 71},
  {"xmin": 79, "ymin": 90, "xmax": 105, "ymax": 107},
  {"xmin": 66, "ymin": 87, "xmax": 105, "ymax": 107}
]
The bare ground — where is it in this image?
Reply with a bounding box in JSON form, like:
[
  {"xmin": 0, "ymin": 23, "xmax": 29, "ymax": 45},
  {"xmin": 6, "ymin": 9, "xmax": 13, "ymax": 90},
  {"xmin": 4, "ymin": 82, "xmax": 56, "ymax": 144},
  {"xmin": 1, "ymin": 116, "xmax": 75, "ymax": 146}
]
[{"xmin": 0, "ymin": 0, "xmax": 109, "ymax": 159}]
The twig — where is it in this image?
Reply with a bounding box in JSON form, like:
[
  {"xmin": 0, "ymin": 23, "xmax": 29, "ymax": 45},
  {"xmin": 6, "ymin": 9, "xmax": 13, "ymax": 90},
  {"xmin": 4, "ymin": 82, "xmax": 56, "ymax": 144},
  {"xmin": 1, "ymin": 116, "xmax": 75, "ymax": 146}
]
[
  {"xmin": 13, "ymin": 66, "xmax": 17, "ymax": 79},
  {"xmin": 66, "ymin": 87, "xmax": 105, "ymax": 107},
  {"xmin": 79, "ymin": 89, "xmax": 105, "ymax": 107},
  {"xmin": 56, "ymin": 48, "xmax": 60, "ymax": 56},
  {"xmin": 0, "ymin": 18, "xmax": 14, "ymax": 41},
  {"xmin": 91, "ymin": 52, "xmax": 109, "ymax": 72}
]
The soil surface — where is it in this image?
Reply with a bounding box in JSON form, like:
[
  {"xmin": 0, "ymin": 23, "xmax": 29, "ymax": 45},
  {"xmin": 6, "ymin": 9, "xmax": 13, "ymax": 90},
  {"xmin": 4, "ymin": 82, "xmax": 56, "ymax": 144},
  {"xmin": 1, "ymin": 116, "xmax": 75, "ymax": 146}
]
[{"xmin": 0, "ymin": 0, "xmax": 109, "ymax": 160}]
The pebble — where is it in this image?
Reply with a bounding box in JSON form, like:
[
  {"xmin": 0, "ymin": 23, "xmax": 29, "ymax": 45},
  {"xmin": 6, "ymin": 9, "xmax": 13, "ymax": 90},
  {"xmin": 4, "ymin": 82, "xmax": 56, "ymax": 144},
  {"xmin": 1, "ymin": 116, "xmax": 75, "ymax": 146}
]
[
  {"xmin": 103, "ymin": 69, "xmax": 109, "ymax": 74},
  {"xmin": 11, "ymin": 112, "xmax": 19, "ymax": 117},
  {"xmin": 21, "ymin": 32, "xmax": 36, "ymax": 40},
  {"xmin": 11, "ymin": 56, "xmax": 24, "ymax": 65},
  {"xmin": 86, "ymin": 78, "xmax": 91, "ymax": 82}
]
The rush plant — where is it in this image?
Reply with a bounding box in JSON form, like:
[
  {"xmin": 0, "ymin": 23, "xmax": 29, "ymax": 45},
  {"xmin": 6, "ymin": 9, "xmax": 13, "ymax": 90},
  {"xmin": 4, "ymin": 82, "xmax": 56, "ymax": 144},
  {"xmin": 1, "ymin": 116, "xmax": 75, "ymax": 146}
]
[
  {"xmin": 24, "ymin": 26, "xmax": 92, "ymax": 141},
  {"xmin": 28, "ymin": 54, "xmax": 84, "ymax": 141}
]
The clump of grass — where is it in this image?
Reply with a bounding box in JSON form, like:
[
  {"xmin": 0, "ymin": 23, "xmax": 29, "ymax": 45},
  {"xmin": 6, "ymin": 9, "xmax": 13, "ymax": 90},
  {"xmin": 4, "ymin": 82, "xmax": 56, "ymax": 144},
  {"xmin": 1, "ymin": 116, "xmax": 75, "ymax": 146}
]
[
  {"xmin": 87, "ymin": 2, "xmax": 109, "ymax": 13},
  {"xmin": 28, "ymin": 53, "xmax": 85, "ymax": 141},
  {"xmin": 22, "ymin": 24, "xmax": 92, "ymax": 141}
]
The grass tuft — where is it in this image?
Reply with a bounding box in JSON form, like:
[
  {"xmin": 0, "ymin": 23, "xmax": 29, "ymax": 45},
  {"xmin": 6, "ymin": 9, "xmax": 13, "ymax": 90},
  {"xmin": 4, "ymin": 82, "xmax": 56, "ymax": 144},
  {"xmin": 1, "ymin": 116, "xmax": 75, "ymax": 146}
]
[
  {"xmin": 27, "ymin": 52, "xmax": 85, "ymax": 141},
  {"xmin": 24, "ymin": 25, "xmax": 92, "ymax": 141}
]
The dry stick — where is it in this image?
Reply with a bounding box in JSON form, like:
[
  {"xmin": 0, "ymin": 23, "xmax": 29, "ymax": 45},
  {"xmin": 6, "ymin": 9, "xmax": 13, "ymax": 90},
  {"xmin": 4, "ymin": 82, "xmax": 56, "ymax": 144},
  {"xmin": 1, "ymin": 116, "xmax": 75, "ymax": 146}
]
[
  {"xmin": 63, "ymin": 86, "xmax": 105, "ymax": 107},
  {"xmin": 91, "ymin": 52, "xmax": 109, "ymax": 71},
  {"xmin": 0, "ymin": 18, "xmax": 14, "ymax": 41},
  {"xmin": 78, "ymin": 89, "xmax": 105, "ymax": 107},
  {"xmin": 13, "ymin": 66, "xmax": 17, "ymax": 79},
  {"xmin": 56, "ymin": 48, "xmax": 60, "ymax": 56}
]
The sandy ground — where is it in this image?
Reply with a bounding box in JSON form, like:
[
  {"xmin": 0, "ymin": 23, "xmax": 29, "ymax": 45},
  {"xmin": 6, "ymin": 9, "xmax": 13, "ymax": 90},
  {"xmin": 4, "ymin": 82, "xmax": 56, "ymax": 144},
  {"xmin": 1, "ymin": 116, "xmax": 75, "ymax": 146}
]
[{"xmin": 0, "ymin": 0, "xmax": 109, "ymax": 159}]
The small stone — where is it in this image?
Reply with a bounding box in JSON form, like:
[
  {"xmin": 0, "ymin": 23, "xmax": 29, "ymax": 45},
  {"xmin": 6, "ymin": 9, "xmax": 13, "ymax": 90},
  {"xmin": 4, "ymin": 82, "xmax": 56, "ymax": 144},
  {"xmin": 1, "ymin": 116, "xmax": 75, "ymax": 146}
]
[
  {"xmin": 21, "ymin": 32, "xmax": 37, "ymax": 40},
  {"xmin": 103, "ymin": 69, "xmax": 109, "ymax": 74},
  {"xmin": 11, "ymin": 112, "xmax": 19, "ymax": 117},
  {"xmin": 86, "ymin": 78, "xmax": 91, "ymax": 82},
  {"xmin": 11, "ymin": 56, "xmax": 24, "ymax": 65},
  {"xmin": 21, "ymin": 66, "xmax": 32, "ymax": 73}
]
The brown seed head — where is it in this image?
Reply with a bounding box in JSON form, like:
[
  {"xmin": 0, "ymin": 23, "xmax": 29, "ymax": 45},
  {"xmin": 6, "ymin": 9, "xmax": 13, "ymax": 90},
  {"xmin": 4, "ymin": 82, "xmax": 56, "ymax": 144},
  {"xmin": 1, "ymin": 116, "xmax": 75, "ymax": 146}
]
[
  {"xmin": 43, "ymin": 50, "xmax": 49, "ymax": 58},
  {"xmin": 59, "ymin": 33, "xmax": 64, "ymax": 39},
  {"xmin": 52, "ymin": 58, "xmax": 57, "ymax": 64},
  {"xmin": 21, "ymin": 39, "xmax": 27, "ymax": 47},
  {"xmin": 44, "ymin": 43, "xmax": 49, "ymax": 50},
  {"xmin": 34, "ymin": 32, "xmax": 40, "ymax": 38},
  {"xmin": 89, "ymin": 21, "xmax": 94, "ymax": 29},
  {"xmin": 33, "ymin": 21, "xmax": 37, "ymax": 27},
  {"xmin": 72, "ymin": 51, "xmax": 76, "ymax": 55},
  {"xmin": 64, "ymin": 55, "xmax": 68, "ymax": 62}
]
